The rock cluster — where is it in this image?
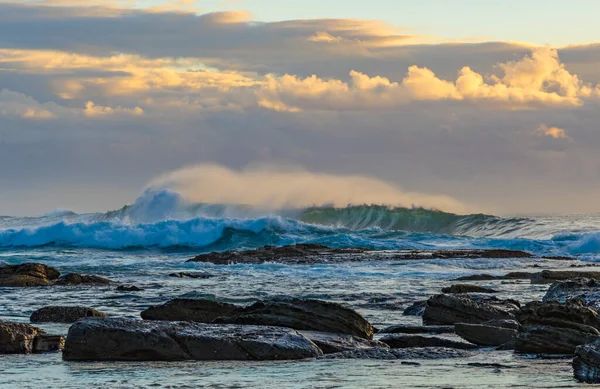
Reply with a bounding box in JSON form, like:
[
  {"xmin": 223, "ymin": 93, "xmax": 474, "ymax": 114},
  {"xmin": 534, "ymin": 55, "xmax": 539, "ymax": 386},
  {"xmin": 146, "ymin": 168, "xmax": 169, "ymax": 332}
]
[{"xmin": 0, "ymin": 263, "xmax": 113, "ymax": 287}]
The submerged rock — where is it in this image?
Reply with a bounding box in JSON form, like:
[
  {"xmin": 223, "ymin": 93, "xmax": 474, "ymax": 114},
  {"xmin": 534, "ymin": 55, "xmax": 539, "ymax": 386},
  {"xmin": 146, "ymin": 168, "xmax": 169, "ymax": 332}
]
[
  {"xmin": 141, "ymin": 299, "xmax": 238, "ymax": 323},
  {"xmin": 453, "ymin": 272, "xmax": 533, "ymax": 282},
  {"xmin": 379, "ymin": 334, "xmax": 478, "ymax": 350},
  {"xmin": 318, "ymin": 347, "xmax": 472, "ymax": 360},
  {"xmin": 378, "ymin": 324, "xmax": 455, "ymax": 334},
  {"xmin": 215, "ymin": 298, "xmax": 374, "ymax": 339},
  {"xmin": 515, "ymin": 301, "xmax": 600, "ymax": 354},
  {"xmin": 116, "ymin": 285, "xmax": 143, "ymax": 292},
  {"xmin": 531, "ymin": 270, "xmax": 600, "ymax": 285},
  {"xmin": 403, "ymin": 301, "xmax": 427, "ymax": 316},
  {"xmin": 0, "ymin": 263, "xmax": 60, "ymax": 287},
  {"xmin": 187, "ymin": 244, "xmax": 535, "ymax": 265},
  {"xmin": 30, "ymin": 306, "xmax": 107, "ymax": 323},
  {"xmin": 422, "ymin": 294, "xmax": 516, "ymax": 326},
  {"xmin": 299, "ymin": 331, "xmax": 387, "ymax": 354},
  {"xmin": 62, "ymin": 318, "xmax": 322, "ymax": 361},
  {"xmin": 455, "ymin": 320, "xmax": 519, "ymax": 347},
  {"xmin": 574, "ymin": 338, "xmax": 600, "ymax": 383},
  {"xmin": 168, "ymin": 272, "xmax": 214, "ymax": 279},
  {"xmin": 0, "ymin": 320, "xmax": 64, "ymax": 354},
  {"xmin": 543, "ymin": 278, "xmax": 600, "ymax": 310},
  {"xmin": 442, "ymin": 284, "xmax": 497, "ymax": 294},
  {"xmin": 55, "ymin": 273, "xmax": 113, "ymax": 286}
]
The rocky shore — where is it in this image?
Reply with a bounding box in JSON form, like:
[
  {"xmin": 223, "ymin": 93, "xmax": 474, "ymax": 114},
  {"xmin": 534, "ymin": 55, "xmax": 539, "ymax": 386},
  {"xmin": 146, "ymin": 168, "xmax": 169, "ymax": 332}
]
[{"xmin": 1, "ymin": 244, "xmax": 600, "ymax": 383}]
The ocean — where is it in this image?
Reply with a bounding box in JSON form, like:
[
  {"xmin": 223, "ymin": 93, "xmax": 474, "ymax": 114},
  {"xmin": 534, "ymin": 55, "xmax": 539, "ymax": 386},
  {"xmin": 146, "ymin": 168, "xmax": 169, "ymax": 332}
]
[{"xmin": 1, "ymin": 189, "xmax": 599, "ymax": 388}]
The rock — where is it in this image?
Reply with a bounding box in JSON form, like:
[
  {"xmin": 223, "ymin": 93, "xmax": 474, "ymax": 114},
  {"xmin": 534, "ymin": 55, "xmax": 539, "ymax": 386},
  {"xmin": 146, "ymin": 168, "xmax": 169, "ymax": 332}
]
[
  {"xmin": 455, "ymin": 321, "xmax": 518, "ymax": 347},
  {"xmin": 187, "ymin": 244, "xmax": 534, "ymax": 265},
  {"xmin": 0, "ymin": 320, "xmax": 63, "ymax": 354},
  {"xmin": 55, "ymin": 273, "xmax": 113, "ymax": 286},
  {"xmin": 515, "ymin": 301, "xmax": 600, "ymax": 354},
  {"xmin": 319, "ymin": 347, "xmax": 472, "ymax": 360},
  {"xmin": 442, "ymin": 284, "xmax": 497, "ymax": 294},
  {"xmin": 140, "ymin": 299, "xmax": 238, "ymax": 323},
  {"xmin": 531, "ymin": 270, "xmax": 600, "ymax": 285},
  {"xmin": 0, "ymin": 263, "xmax": 60, "ymax": 287},
  {"xmin": 574, "ymin": 338, "xmax": 600, "ymax": 383},
  {"xmin": 215, "ymin": 298, "xmax": 374, "ymax": 339},
  {"xmin": 454, "ymin": 272, "xmax": 533, "ymax": 282},
  {"xmin": 543, "ymin": 279, "xmax": 600, "ymax": 310},
  {"xmin": 33, "ymin": 334, "xmax": 65, "ymax": 353},
  {"xmin": 422, "ymin": 294, "xmax": 516, "ymax": 326},
  {"xmin": 379, "ymin": 334, "xmax": 478, "ymax": 350},
  {"xmin": 299, "ymin": 331, "xmax": 387, "ymax": 354},
  {"xmin": 403, "ymin": 301, "xmax": 427, "ymax": 316},
  {"xmin": 168, "ymin": 272, "xmax": 214, "ymax": 279},
  {"xmin": 116, "ymin": 285, "xmax": 143, "ymax": 292},
  {"xmin": 378, "ymin": 325, "xmax": 455, "ymax": 334},
  {"xmin": 62, "ymin": 318, "xmax": 322, "ymax": 361},
  {"xmin": 30, "ymin": 306, "xmax": 108, "ymax": 323}
]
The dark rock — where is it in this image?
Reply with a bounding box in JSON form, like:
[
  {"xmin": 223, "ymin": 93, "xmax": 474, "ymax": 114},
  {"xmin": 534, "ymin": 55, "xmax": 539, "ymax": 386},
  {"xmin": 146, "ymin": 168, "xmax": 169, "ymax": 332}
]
[
  {"xmin": 116, "ymin": 285, "xmax": 143, "ymax": 292},
  {"xmin": 30, "ymin": 306, "xmax": 107, "ymax": 323},
  {"xmin": 55, "ymin": 273, "xmax": 113, "ymax": 286},
  {"xmin": 543, "ymin": 278, "xmax": 600, "ymax": 310},
  {"xmin": 168, "ymin": 272, "xmax": 214, "ymax": 279},
  {"xmin": 442, "ymin": 284, "xmax": 497, "ymax": 294},
  {"xmin": 379, "ymin": 334, "xmax": 478, "ymax": 350},
  {"xmin": 455, "ymin": 321, "xmax": 518, "ymax": 347},
  {"xmin": 0, "ymin": 263, "xmax": 60, "ymax": 287},
  {"xmin": 62, "ymin": 318, "xmax": 322, "ymax": 361},
  {"xmin": 141, "ymin": 299, "xmax": 238, "ymax": 323},
  {"xmin": 0, "ymin": 320, "xmax": 64, "ymax": 354},
  {"xmin": 574, "ymin": 338, "xmax": 600, "ymax": 383},
  {"xmin": 403, "ymin": 301, "xmax": 427, "ymax": 316},
  {"xmin": 215, "ymin": 298, "xmax": 374, "ymax": 339},
  {"xmin": 318, "ymin": 347, "xmax": 472, "ymax": 360},
  {"xmin": 531, "ymin": 270, "xmax": 600, "ymax": 285},
  {"xmin": 299, "ymin": 331, "xmax": 387, "ymax": 354},
  {"xmin": 454, "ymin": 272, "xmax": 533, "ymax": 282},
  {"xmin": 187, "ymin": 244, "xmax": 534, "ymax": 265},
  {"xmin": 515, "ymin": 301, "xmax": 600, "ymax": 354},
  {"xmin": 422, "ymin": 294, "xmax": 516, "ymax": 326},
  {"xmin": 378, "ymin": 324, "xmax": 455, "ymax": 334}
]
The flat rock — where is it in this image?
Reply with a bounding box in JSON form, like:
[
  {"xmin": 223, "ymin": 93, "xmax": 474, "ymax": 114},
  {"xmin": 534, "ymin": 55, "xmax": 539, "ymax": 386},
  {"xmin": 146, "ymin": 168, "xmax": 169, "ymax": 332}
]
[
  {"xmin": 0, "ymin": 263, "xmax": 60, "ymax": 287},
  {"xmin": 543, "ymin": 278, "xmax": 600, "ymax": 310},
  {"xmin": 531, "ymin": 270, "xmax": 600, "ymax": 285},
  {"xmin": 378, "ymin": 325, "xmax": 455, "ymax": 334},
  {"xmin": 187, "ymin": 244, "xmax": 534, "ymax": 265},
  {"xmin": 422, "ymin": 294, "xmax": 516, "ymax": 326},
  {"xmin": 299, "ymin": 331, "xmax": 387, "ymax": 354},
  {"xmin": 215, "ymin": 298, "xmax": 374, "ymax": 339},
  {"xmin": 454, "ymin": 272, "xmax": 533, "ymax": 282},
  {"xmin": 442, "ymin": 284, "xmax": 497, "ymax": 294},
  {"xmin": 0, "ymin": 320, "xmax": 64, "ymax": 354},
  {"xmin": 116, "ymin": 285, "xmax": 143, "ymax": 292},
  {"xmin": 55, "ymin": 273, "xmax": 113, "ymax": 286},
  {"xmin": 168, "ymin": 272, "xmax": 214, "ymax": 279},
  {"xmin": 379, "ymin": 334, "xmax": 478, "ymax": 350},
  {"xmin": 141, "ymin": 299, "xmax": 238, "ymax": 323},
  {"xmin": 62, "ymin": 318, "xmax": 322, "ymax": 361},
  {"xmin": 574, "ymin": 338, "xmax": 600, "ymax": 383},
  {"xmin": 318, "ymin": 347, "xmax": 472, "ymax": 360},
  {"xmin": 455, "ymin": 322, "xmax": 518, "ymax": 347},
  {"xmin": 30, "ymin": 306, "xmax": 108, "ymax": 323}
]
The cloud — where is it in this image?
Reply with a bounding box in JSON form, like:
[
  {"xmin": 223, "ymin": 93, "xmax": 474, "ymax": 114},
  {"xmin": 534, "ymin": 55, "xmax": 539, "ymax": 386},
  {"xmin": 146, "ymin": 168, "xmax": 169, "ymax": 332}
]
[
  {"xmin": 148, "ymin": 163, "xmax": 469, "ymax": 213},
  {"xmin": 532, "ymin": 124, "xmax": 572, "ymax": 151}
]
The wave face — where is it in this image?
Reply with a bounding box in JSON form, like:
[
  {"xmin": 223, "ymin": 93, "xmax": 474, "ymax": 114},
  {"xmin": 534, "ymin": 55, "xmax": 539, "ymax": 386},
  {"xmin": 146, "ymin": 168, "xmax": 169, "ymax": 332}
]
[{"xmin": 1, "ymin": 190, "xmax": 599, "ymax": 256}]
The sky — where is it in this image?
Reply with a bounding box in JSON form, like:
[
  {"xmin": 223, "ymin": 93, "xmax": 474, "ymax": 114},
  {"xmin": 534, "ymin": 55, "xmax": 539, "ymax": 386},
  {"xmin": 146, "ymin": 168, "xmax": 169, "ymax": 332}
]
[{"xmin": 1, "ymin": 0, "xmax": 600, "ymax": 216}]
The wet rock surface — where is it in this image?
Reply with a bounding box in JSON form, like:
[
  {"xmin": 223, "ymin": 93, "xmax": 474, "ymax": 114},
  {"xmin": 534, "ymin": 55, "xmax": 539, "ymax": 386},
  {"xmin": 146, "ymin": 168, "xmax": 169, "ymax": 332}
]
[
  {"xmin": 574, "ymin": 338, "xmax": 600, "ymax": 383},
  {"xmin": 141, "ymin": 298, "xmax": 238, "ymax": 323},
  {"xmin": 455, "ymin": 321, "xmax": 518, "ymax": 347},
  {"xmin": 215, "ymin": 298, "xmax": 375, "ymax": 339},
  {"xmin": 441, "ymin": 284, "xmax": 497, "ymax": 294},
  {"xmin": 403, "ymin": 301, "xmax": 427, "ymax": 316},
  {"xmin": 318, "ymin": 347, "xmax": 472, "ymax": 360},
  {"xmin": 55, "ymin": 273, "xmax": 113, "ymax": 286},
  {"xmin": 379, "ymin": 334, "xmax": 478, "ymax": 350},
  {"xmin": 422, "ymin": 294, "xmax": 516, "ymax": 326},
  {"xmin": 453, "ymin": 272, "xmax": 533, "ymax": 281},
  {"xmin": 299, "ymin": 331, "xmax": 387, "ymax": 354},
  {"xmin": 62, "ymin": 318, "xmax": 323, "ymax": 361},
  {"xmin": 0, "ymin": 320, "xmax": 64, "ymax": 354},
  {"xmin": 543, "ymin": 278, "xmax": 600, "ymax": 310},
  {"xmin": 116, "ymin": 285, "xmax": 143, "ymax": 292},
  {"xmin": 187, "ymin": 244, "xmax": 535, "ymax": 265},
  {"xmin": 0, "ymin": 263, "xmax": 60, "ymax": 287},
  {"xmin": 378, "ymin": 324, "xmax": 455, "ymax": 334},
  {"xmin": 168, "ymin": 272, "xmax": 214, "ymax": 279},
  {"xmin": 30, "ymin": 306, "xmax": 108, "ymax": 323},
  {"xmin": 531, "ymin": 270, "xmax": 600, "ymax": 284}
]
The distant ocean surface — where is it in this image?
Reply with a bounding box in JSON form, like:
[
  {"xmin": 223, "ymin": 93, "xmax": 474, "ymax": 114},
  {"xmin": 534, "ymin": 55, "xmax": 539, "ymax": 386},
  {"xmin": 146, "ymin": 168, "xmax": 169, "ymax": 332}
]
[{"xmin": 1, "ymin": 189, "xmax": 598, "ymax": 388}]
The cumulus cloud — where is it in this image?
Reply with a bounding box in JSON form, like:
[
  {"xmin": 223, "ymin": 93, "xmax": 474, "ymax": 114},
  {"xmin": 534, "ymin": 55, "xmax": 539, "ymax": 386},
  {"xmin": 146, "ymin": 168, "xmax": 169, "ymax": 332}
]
[{"xmin": 148, "ymin": 163, "xmax": 469, "ymax": 213}]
